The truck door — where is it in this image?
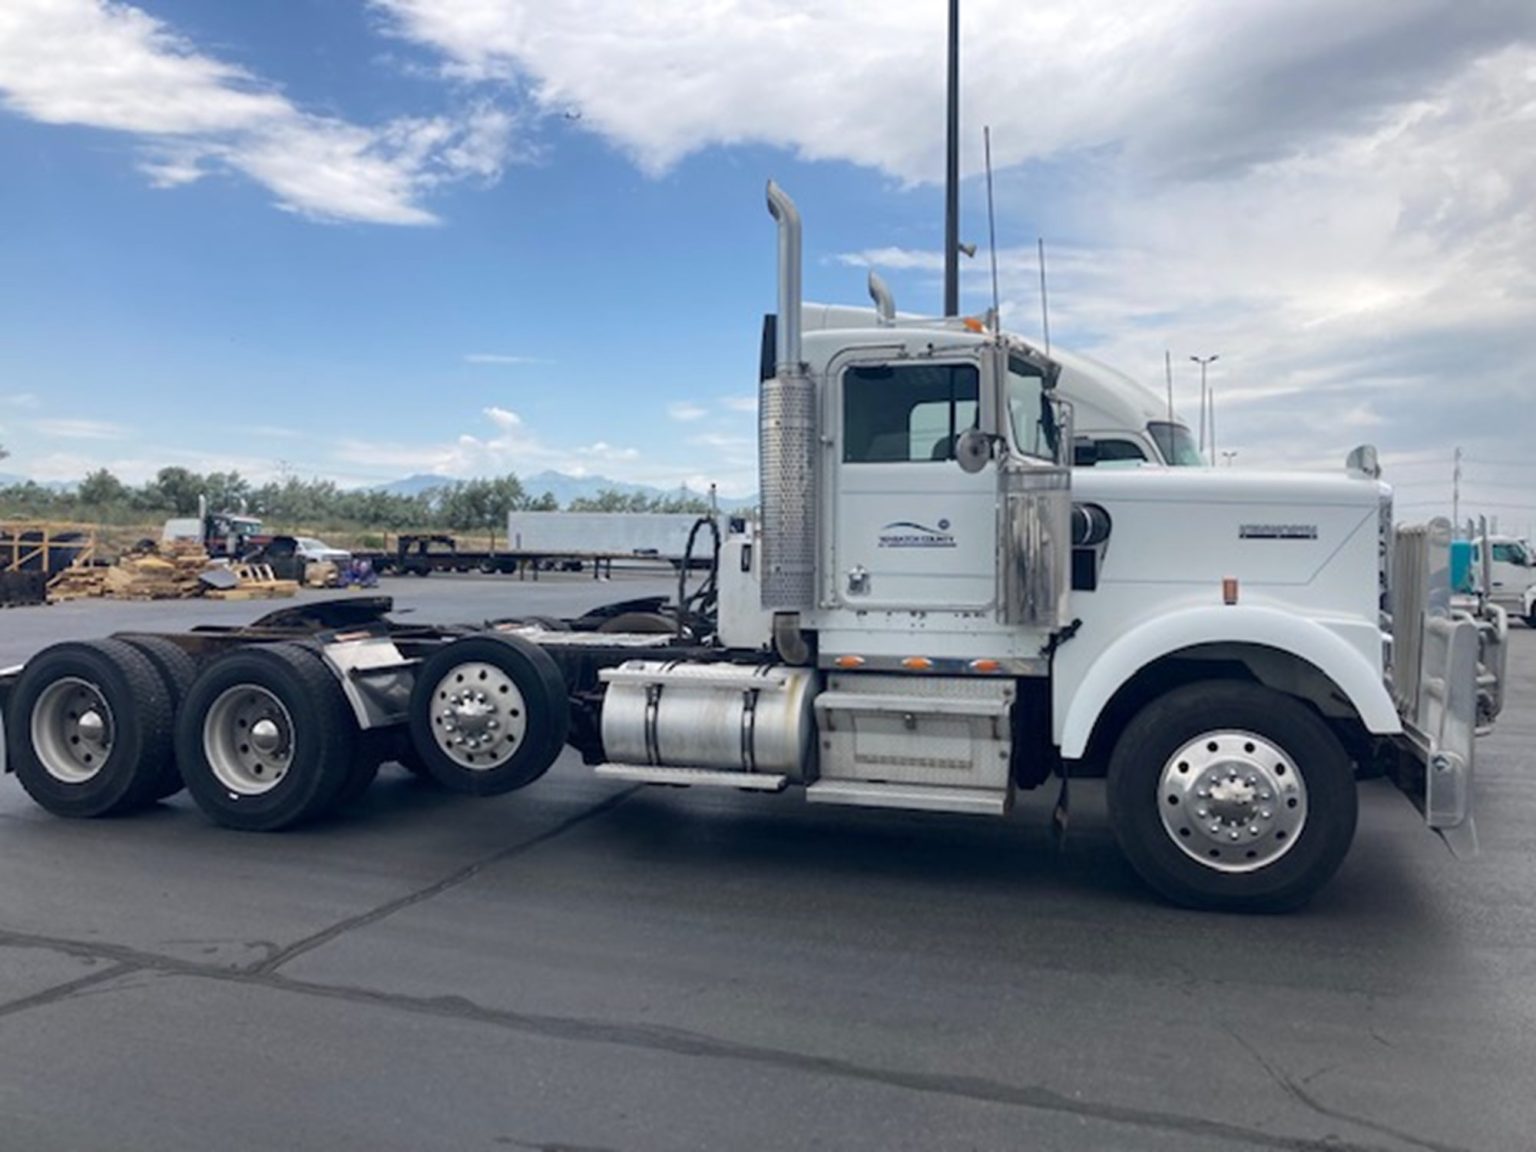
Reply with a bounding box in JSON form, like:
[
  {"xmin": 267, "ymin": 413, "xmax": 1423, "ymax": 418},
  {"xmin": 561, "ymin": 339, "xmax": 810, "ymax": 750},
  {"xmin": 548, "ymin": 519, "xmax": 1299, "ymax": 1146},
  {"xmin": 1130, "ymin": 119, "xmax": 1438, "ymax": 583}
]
[{"xmin": 832, "ymin": 358, "xmax": 996, "ymax": 610}]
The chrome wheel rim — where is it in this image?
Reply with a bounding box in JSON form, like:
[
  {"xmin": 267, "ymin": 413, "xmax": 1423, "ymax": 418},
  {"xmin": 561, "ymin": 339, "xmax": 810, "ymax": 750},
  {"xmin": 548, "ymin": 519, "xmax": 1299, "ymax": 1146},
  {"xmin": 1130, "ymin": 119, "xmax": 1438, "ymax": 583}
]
[
  {"xmin": 1158, "ymin": 730, "xmax": 1308, "ymax": 873},
  {"xmin": 428, "ymin": 661, "xmax": 528, "ymax": 771},
  {"xmin": 203, "ymin": 685, "xmax": 294, "ymax": 796},
  {"xmin": 31, "ymin": 677, "xmax": 115, "ymax": 784}
]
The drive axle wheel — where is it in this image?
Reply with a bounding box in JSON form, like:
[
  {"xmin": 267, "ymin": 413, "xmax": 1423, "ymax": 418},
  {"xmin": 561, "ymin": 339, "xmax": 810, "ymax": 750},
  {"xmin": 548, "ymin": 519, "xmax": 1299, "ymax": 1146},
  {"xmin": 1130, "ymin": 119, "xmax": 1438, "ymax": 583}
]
[
  {"xmin": 6, "ymin": 640, "xmax": 172, "ymax": 818},
  {"xmin": 1106, "ymin": 682, "xmax": 1357, "ymax": 912},
  {"xmin": 408, "ymin": 633, "xmax": 569, "ymax": 796},
  {"xmin": 176, "ymin": 643, "xmax": 356, "ymax": 831},
  {"xmin": 119, "ymin": 635, "xmax": 199, "ymax": 800}
]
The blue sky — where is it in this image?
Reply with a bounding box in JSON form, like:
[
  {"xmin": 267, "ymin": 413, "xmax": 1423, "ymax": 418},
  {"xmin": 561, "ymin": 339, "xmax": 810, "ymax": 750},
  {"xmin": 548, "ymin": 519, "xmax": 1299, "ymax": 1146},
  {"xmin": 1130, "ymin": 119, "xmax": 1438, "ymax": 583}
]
[{"xmin": 1, "ymin": 1, "xmax": 1533, "ymax": 518}]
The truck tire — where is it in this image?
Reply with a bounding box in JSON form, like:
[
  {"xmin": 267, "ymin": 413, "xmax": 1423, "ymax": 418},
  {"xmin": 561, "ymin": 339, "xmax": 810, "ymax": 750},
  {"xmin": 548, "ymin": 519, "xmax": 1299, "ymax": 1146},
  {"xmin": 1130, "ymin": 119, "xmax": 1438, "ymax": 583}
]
[
  {"xmin": 1105, "ymin": 682, "xmax": 1357, "ymax": 912},
  {"xmin": 175, "ymin": 643, "xmax": 356, "ymax": 831},
  {"xmin": 119, "ymin": 635, "xmax": 199, "ymax": 800},
  {"xmin": 6, "ymin": 640, "xmax": 173, "ymax": 818},
  {"xmin": 408, "ymin": 633, "xmax": 569, "ymax": 796},
  {"xmin": 333, "ymin": 729, "xmax": 389, "ymax": 808}
]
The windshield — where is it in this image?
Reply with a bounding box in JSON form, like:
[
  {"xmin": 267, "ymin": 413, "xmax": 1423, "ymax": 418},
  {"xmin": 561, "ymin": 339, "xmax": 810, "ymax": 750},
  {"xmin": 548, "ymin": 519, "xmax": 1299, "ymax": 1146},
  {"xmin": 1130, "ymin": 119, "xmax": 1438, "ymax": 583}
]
[
  {"xmin": 1147, "ymin": 421, "xmax": 1203, "ymax": 466},
  {"xmin": 1005, "ymin": 353, "xmax": 1058, "ymax": 459}
]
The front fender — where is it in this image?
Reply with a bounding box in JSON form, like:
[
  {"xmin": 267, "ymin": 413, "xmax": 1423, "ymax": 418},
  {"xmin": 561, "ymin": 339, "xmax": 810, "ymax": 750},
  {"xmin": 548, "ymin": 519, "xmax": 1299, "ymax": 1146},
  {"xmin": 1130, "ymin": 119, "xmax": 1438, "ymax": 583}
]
[{"xmin": 1056, "ymin": 605, "xmax": 1400, "ymax": 760}]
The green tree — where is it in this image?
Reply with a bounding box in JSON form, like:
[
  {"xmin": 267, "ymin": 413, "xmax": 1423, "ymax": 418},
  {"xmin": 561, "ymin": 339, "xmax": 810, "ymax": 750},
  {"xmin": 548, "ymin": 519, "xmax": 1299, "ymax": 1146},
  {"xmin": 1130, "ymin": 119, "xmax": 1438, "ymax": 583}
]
[
  {"xmin": 141, "ymin": 466, "xmax": 206, "ymax": 514},
  {"xmin": 77, "ymin": 468, "xmax": 128, "ymax": 507},
  {"xmin": 204, "ymin": 470, "xmax": 250, "ymax": 512}
]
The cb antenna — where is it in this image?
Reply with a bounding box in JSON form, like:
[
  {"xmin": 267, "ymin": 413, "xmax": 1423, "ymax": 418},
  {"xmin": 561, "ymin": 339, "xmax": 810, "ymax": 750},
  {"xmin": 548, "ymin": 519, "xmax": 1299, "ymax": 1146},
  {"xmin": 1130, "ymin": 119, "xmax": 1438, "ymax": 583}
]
[
  {"xmin": 1038, "ymin": 237, "xmax": 1051, "ymax": 355},
  {"xmin": 984, "ymin": 126, "xmax": 1000, "ymax": 329}
]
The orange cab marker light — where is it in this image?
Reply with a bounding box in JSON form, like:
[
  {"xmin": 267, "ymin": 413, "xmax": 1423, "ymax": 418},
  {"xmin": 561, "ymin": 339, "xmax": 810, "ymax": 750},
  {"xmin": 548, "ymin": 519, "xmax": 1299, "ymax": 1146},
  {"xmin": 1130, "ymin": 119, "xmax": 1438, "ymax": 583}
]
[
  {"xmin": 1222, "ymin": 577, "xmax": 1239, "ymax": 605},
  {"xmin": 901, "ymin": 656, "xmax": 934, "ymax": 670},
  {"xmin": 969, "ymin": 658, "xmax": 1002, "ymax": 673},
  {"xmin": 834, "ymin": 655, "xmax": 865, "ymax": 669},
  {"xmin": 962, "ymin": 316, "xmax": 986, "ymax": 333}
]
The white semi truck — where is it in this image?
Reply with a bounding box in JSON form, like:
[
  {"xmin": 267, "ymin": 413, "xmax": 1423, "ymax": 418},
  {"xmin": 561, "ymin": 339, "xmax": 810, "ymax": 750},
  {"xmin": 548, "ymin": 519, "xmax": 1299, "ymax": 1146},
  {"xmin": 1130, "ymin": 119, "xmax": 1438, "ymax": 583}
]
[{"xmin": 0, "ymin": 184, "xmax": 1506, "ymax": 911}]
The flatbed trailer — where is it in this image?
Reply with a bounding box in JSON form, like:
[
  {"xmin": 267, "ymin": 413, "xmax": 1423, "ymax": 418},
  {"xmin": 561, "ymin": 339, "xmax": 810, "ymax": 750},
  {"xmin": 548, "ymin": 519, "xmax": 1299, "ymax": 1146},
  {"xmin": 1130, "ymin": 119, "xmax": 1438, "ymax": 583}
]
[{"xmin": 360, "ymin": 533, "xmax": 712, "ymax": 579}]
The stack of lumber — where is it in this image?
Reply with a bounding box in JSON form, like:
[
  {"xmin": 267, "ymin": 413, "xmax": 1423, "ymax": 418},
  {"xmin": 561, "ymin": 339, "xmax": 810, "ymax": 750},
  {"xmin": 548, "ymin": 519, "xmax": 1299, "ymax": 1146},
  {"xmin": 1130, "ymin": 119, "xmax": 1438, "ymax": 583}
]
[
  {"xmin": 203, "ymin": 563, "xmax": 299, "ymax": 601},
  {"xmin": 49, "ymin": 546, "xmax": 212, "ymax": 602}
]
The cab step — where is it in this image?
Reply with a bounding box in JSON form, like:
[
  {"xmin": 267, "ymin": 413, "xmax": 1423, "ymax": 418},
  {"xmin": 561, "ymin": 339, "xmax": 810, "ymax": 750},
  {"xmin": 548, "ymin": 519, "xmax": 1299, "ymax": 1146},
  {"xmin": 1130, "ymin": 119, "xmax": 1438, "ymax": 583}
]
[
  {"xmin": 593, "ymin": 763, "xmax": 789, "ymax": 791},
  {"xmin": 805, "ymin": 779, "xmax": 1008, "ymax": 816}
]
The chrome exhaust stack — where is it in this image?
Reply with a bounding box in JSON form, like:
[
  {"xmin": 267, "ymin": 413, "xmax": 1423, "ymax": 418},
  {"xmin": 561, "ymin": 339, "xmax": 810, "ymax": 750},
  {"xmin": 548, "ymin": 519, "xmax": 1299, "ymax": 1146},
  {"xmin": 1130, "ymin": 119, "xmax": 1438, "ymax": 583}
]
[
  {"xmin": 868, "ymin": 271, "xmax": 896, "ymax": 325},
  {"xmin": 760, "ymin": 182, "xmax": 817, "ymax": 612}
]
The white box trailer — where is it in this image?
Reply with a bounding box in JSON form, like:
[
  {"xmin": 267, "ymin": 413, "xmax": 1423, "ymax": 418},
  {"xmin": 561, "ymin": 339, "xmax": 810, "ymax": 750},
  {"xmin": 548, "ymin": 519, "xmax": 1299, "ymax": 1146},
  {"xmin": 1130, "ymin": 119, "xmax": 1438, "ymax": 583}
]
[{"xmin": 505, "ymin": 512, "xmax": 717, "ymax": 559}]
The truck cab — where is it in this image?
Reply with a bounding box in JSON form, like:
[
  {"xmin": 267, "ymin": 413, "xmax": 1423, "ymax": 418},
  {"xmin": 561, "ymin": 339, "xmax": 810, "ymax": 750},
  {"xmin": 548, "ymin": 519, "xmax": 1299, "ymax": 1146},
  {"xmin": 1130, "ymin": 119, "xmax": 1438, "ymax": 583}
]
[
  {"xmin": 799, "ymin": 300, "xmax": 1201, "ymax": 469},
  {"xmin": 1466, "ymin": 534, "xmax": 1535, "ymax": 617}
]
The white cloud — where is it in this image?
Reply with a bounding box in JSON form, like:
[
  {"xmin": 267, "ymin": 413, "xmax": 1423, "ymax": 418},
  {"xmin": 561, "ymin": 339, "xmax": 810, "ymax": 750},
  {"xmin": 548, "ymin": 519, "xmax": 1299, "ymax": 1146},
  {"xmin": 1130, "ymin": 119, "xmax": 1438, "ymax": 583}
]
[
  {"xmin": 330, "ymin": 407, "xmax": 756, "ymax": 496},
  {"xmin": 0, "ymin": 393, "xmax": 41, "ymax": 409},
  {"xmin": 30, "ymin": 417, "xmax": 130, "ymax": 440},
  {"xmin": 719, "ymin": 395, "xmax": 758, "ymax": 414},
  {"xmin": 463, "ymin": 353, "xmax": 553, "ymax": 365},
  {"xmin": 667, "ymin": 402, "xmax": 707, "ymax": 422},
  {"xmin": 369, "ymin": 1, "xmax": 1533, "ymax": 180},
  {"xmin": 0, "ymin": 0, "xmax": 520, "ymax": 224}
]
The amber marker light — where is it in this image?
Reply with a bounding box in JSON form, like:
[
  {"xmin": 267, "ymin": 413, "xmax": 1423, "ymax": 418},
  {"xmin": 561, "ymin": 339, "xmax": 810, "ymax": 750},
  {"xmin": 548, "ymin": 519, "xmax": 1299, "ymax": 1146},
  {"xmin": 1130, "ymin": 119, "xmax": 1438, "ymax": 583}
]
[
  {"xmin": 833, "ymin": 655, "xmax": 865, "ymax": 669},
  {"xmin": 962, "ymin": 316, "xmax": 985, "ymax": 333},
  {"xmin": 969, "ymin": 658, "xmax": 1002, "ymax": 673},
  {"xmin": 901, "ymin": 656, "xmax": 935, "ymax": 670}
]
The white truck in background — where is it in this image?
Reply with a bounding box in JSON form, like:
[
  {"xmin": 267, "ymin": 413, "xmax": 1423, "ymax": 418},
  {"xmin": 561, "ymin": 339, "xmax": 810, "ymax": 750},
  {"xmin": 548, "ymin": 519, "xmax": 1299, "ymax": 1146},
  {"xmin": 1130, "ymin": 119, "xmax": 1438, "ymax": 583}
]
[
  {"xmin": 1465, "ymin": 534, "xmax": 1536, "ymax": 626},
  {"xmin": 0, "ymin": 182, "xmax": 1506, "ymax": 912}
]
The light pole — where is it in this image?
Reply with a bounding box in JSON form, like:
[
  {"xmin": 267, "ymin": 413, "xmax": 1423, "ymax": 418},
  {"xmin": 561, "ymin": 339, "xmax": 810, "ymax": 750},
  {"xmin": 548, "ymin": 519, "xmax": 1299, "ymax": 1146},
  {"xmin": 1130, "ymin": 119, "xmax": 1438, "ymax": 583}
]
[
  {"xmin": 1190, "ymin": 354, "xmax": 1219, "ymax": 459},
  {"xmin": 1221, "ymin": 450, "xmax": 1237, "ymax": 467},
  {"xmin": 943, "ymin": 0, "xmax": 960, "ymax": 316}
]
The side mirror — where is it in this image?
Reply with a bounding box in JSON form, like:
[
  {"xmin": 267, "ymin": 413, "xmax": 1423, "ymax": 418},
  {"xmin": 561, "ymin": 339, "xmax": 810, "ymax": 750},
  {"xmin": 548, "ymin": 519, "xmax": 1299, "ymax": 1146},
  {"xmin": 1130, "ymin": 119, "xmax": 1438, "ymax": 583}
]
[
  {"xmin": 1073, "ymin": 437, "xmax": 1099, "ymax": 467},
  {"xmin": 955, "ymin": 427, "xmax": 992, "ymax": 473}
]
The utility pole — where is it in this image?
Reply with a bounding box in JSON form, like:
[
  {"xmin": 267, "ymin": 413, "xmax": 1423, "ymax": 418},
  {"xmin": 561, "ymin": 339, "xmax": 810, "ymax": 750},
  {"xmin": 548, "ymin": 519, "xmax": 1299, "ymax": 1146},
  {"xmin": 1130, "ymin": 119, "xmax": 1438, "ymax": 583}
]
[
  {"xmin": 943, "ymin": 0, "xmax": 960, "ymax": 316},
  {"xmin": 1164, "ymin": 350, "xmax": 1174, "ymax": 429},
  {"xmin": 1452, "ymin": 446, "xmax": 1462, "ymax": 533},
  {"xmin": 1190, "ymin": 355, "xmax": 1219, "ymax": 458}
]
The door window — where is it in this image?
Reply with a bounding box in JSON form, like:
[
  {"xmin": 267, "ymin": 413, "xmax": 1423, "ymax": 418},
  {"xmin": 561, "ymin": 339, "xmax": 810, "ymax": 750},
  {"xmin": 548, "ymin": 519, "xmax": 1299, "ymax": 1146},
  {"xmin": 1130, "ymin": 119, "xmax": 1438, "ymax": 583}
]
[{"xmin": 843, "ymin": 362, "xmax": 980, "ymax": 463}]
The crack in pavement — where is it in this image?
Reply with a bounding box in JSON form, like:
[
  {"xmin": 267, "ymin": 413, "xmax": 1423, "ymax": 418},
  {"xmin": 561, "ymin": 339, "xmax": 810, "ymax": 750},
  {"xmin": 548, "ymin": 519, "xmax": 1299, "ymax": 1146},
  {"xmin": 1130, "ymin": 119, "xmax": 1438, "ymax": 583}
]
[
  {"xmin": 0, "ymin": 923, "xmax": 1461, "ymax": 1152},
  {"xmin": 252, "ymin": 785, "xmax": 643, "ymax": 977},
  {"xmin": 1221, "ymin": 1024, "xmax": 1466, "ymax": 1152},
  {"xmin": 0, "ymin": 961, "xmax": 138, "ymax": 1023}
]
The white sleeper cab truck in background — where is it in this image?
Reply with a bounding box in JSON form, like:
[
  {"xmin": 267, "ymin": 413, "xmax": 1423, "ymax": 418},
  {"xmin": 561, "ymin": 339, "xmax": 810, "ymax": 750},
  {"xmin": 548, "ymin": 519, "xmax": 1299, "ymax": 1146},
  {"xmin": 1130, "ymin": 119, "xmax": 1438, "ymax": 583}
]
[{"xmin": 0, "ymin": 182, "xmax": 1506, "ymax": 913}]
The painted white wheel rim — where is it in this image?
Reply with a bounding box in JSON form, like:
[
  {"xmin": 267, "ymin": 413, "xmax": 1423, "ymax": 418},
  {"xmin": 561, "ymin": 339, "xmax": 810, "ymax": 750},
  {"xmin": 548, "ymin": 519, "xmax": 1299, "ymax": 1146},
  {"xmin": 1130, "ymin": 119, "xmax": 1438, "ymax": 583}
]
[
  {"xmin": 31, "ymin": 677, "xmax": 115, "ymax": 784},
  {"xmin": 204, "ymin": 685, "xmax": 294, "ymax": 796},
  {"xmin": 1158, "ymin": 730, "xmax": 1308, "ymax": 873},
  {"xmin": 428, "ymin": 661, "xmax": 528, "ymax": 771}
]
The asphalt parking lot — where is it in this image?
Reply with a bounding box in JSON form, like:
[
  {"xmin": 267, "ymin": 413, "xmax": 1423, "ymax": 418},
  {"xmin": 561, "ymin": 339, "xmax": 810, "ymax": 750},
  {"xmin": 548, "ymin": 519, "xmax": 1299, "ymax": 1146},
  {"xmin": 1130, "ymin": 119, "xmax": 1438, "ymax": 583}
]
[{"xmin": 1, "ymin": 575, "xmax": 1532, "ymax": 1151}]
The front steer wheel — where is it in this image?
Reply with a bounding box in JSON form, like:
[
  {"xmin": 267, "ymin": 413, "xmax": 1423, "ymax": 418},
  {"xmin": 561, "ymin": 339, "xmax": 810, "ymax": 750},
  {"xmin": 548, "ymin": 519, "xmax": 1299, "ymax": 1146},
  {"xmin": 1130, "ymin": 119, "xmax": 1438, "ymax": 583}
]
[
  {"xmin": 6, "ymin": 639, "xmax": 174, "ymax": 818},
  {"xmin": 408, "ymin": 633, "xmax": 569, "ymax": 796},
  {"xmin": 175, "ymin": 643, "xmax": 357, "ymax": 831},
  {"xmin": 1106, "ymin": 682, "xmax": 1358, "ymax": 913}
]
